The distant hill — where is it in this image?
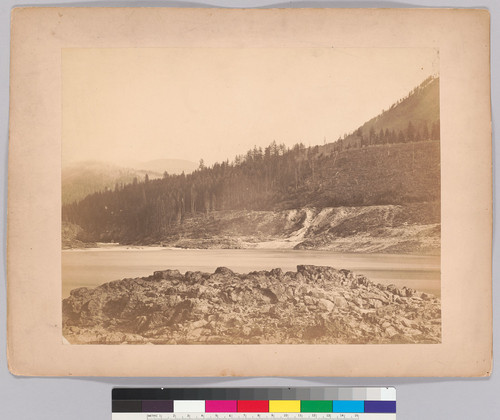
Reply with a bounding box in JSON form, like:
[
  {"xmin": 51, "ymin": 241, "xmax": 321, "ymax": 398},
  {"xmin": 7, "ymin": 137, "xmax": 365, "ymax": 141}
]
[
  {"xmin": 62, "ymin": 161, "xmax": 162, "ymax": 205},
  {"xmin": 123, "ymin": 159, "xmax": 199, "ymax": 176}
]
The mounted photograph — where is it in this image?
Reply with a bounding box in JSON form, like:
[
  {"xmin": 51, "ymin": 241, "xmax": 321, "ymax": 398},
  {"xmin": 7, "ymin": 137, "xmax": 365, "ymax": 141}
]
[
  {"xmin": 7, "ymin": 7, "xmax": 492, "ymax": 376},
  {"xmin": 61, "ymin": 47, "xmax": 441, "ymax": 345}
]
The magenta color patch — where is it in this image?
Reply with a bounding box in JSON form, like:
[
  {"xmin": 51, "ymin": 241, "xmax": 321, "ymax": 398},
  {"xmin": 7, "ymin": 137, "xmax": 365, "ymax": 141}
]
[{"xmin": 205, "ymin": 400, "xmax": 238, "ymax": 412}]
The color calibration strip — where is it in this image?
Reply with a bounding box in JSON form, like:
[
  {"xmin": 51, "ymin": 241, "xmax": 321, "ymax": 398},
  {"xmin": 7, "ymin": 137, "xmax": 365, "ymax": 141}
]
[{"xmin": 112, "ymin": 388, "xmax": 396, "ymax": 419}]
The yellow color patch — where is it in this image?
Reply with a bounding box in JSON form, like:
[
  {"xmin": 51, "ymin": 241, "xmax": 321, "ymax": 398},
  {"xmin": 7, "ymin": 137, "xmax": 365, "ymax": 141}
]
[{"xmin": 269, "ymin": 400, "xmax": 301, "ymax": 413}]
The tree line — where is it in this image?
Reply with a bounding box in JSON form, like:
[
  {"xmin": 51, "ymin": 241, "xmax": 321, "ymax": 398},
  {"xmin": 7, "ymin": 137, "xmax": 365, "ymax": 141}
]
[
  {"xmin": 63, "ymin": 125, "xmax": 439, "ymax": 243},
  {"xmin": 63, "ymin": 141, "xmax": 313, "ymax": 241},
  {"xmin": 344, "ymin": 119, "xmax": 440, "ymax": 150}
]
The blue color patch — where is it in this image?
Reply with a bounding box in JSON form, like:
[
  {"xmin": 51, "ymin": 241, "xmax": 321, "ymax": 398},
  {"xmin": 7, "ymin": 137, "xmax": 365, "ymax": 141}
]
[
  {"xmin": 331, "ymin": 401, "xmax": 364, "ymax": 413},
  {"xmin": 364, "ymin": 400, "xmax": 396, "ymax": 413}
]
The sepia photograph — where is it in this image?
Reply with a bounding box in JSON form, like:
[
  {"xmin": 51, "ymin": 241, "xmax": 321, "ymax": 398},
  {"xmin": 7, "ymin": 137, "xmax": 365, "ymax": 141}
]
[
  {"xmin": 7, "ymin": 6, "xmax": 491, "ymax": 377},
  {"xmin": 61, "ymin": 47, "xmax": 441, "ymax": 345}
]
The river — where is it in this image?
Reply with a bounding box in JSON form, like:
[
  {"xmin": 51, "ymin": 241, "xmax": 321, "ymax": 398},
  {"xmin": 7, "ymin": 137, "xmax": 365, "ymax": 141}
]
[{"xmin": 62, "ymin": 247, "xmax": 440, "ymax": 299}]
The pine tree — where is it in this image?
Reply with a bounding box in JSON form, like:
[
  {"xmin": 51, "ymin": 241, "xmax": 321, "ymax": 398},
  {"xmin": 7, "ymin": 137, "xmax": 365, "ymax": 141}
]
[
  {"xmin": 398, "ymin": 130, "xmax": 405, "ymax": 143},
  {"xmin": 369, "ymin": 127, "xmax": 376, "ymax": 145},
  {"xmin": 407, "ymin": 121, "xmax": 415, "ymax": 142},
  {"xmin": 431, "ymin": 120, "xmax": 440, "ymax": 140},
  {"xmin": 422, "ymin": 121, "xmax": 430, "ymax": 140}
]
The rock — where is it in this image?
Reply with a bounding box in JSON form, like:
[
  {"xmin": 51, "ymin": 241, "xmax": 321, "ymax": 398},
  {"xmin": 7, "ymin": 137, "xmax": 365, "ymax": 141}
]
[
  {"xmin": 214, "ymin": 267, "xmax": 234, "ymax": 276},
  {"xmin": 385, "ymin": 326, "xmax": 398, "ymax": 337},
  {"xmin": 404, "ymin": 328, "xmax": 423, "ymax": 336},
  {"xmin": 242, "ymin": 326, "xmax": 252, "ymax": 336},
  {"xmin": 191, "ymin": 319, "xmax": 208, "ymax": 329},
  {"xmin": 229, "ymin": 290, "xmax": 241, "ymax": 302},
  {"xmin": 386, "ymin": 284, "xmax": 398, "ymax": 294},
  {"xmin": 269, "ymin": 268, "xmax": 283, "ymax": 277},
  {"xmin": 132, "ymin": 315, "xmax": 148, "ymax": 333},
  {"xmin": 332, "ymin": 295, "xmax": 348, "ymax": 307},
  {"xmin": 356, "ymin": 275, "xmax": 371, "ymax": 287},
  {"xmin": 70, "ymin": 287, "xmax": 90, "ymax": 297},
  {"xmin": 295, "ymin": 272, "xmax": 306, "ymax": 283},
  {"xmin": 369, "ymin": 299, "xmax": 383, "ymax": 308},
  {"xmin": 362, "ymin": 292, "xmax": 388, "ymax": 303},
  {"xmin": 147, "ymin": 312, "xmax": 168, "ymax": 329},
  {"xmin": 259, "ymin": 288, "xmax": 279, "ymax": 304},
  {"xmin": 311, "ymin": 290, "xmax": 327, "ymax": 299},
  {"xmin": 185, "ymin": 271, "xmax": 204, "ymax": 283},
  {"xmin": 166, "ymin": 300, "xmax": 194, "ymax": 325},
  {"xmin": 363, "ymin": 312, "xmax": 379, "ymax": 324},
  {"xmin": 318, "ymin": 299, "xmax": 334, "ymax": 311},
  {"xmin": 297, "ymin": 265, "xmax": 313, "ymax": 274},
  {"xmin": 187, "ymin": 328, "xmax": 205, "ymax": 339},
  {"xmin": 303, "ymin": 296, "xmax": 315, "ymax": 306},
  {"xmin": 352, "ymin": 297, "xmax": 364, "ymax": 308},
  {"xmin": 400, "ymin": 317, "xmax": 414, "ymax": 328},
  {"xmin": 153, "ymin": 269, "xmax": 183, "ymax": 280}
]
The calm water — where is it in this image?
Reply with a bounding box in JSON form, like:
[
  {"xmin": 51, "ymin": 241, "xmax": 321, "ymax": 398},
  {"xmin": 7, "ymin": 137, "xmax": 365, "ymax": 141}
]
[{"xmin": 62, "ymin": 247, "xmax": 440, "ymax": 299}]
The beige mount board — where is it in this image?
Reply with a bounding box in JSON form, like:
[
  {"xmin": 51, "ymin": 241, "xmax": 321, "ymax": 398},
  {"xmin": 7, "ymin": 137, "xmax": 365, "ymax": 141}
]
[{"xmin": 7, "ymin": 7, "xmax": 491, "ymax": 376}]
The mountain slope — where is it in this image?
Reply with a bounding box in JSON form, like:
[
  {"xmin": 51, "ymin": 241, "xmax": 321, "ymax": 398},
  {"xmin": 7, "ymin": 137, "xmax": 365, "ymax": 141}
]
[
  {"xmin": 358, "ymin": 76, "xmax": 439, "ymax": 136},
  {"xmin": 321, "ymin": 76, "xmax": 439, "ymax": 152}
]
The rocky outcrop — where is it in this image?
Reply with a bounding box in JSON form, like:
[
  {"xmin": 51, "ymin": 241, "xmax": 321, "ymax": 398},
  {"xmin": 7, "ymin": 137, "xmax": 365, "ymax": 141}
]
[{"xmin": 62, "ymin": 265, "xmax": 441, "ymax": 345}]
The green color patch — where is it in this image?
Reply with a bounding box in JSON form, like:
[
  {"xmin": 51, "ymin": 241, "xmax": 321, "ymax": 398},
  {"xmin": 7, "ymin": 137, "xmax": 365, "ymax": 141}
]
[{"xmin": 300, "ymin": 400, "xmax": 333, "ymax": 413}]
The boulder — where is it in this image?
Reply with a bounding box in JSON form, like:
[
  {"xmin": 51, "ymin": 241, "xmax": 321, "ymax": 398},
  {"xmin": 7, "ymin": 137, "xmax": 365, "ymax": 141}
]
[
  {"xmin": 214, "ymin": 267, "xmax": 235, "ymax": 276},
  {"xmin": 318, "ymin": 299, "xmax": 335, "ymax": 312},
  {"xmin": 332, "ymin": 295, "xmax": 348, "ymax": 307},
  {"xmin": 153, "ymin": 269, "xmax": 183, "ymax": 280},
  {"xmin": 385, "ymin": 326, "xmax": 398, "ymax": 337},
  {"xmin": 303, "ymin": 296, "xmax": 315, "ymax": 306},
  {"xmin": 269, "ymin": 268, "xmax": 283, "ymax": 277}
]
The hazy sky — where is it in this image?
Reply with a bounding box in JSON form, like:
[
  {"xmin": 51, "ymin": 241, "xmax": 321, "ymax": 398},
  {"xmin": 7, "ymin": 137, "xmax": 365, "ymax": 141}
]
[{"xmin": 62, "ymin": 47, "xmax": 439, "ymax": 167}]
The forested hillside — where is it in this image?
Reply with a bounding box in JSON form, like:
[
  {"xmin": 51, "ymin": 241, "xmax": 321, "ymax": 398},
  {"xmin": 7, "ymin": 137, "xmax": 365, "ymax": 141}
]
[
  {"xmin": 322, "ymin": 76, "xmax": 439, "ymax": 152},
  {"xmin": 62, "ymin": 76, "xmax": 440, "ymax": 247}
]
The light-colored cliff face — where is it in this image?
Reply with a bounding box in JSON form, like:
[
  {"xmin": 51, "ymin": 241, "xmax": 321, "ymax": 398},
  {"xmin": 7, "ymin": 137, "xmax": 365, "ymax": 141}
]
[
  {"xmin": 166, "ymin": 201, "xmax": 440, "ymax": 255},
  {"xmin": 64, "ymin": 202, "xmax": 440, "ymax": 254}
]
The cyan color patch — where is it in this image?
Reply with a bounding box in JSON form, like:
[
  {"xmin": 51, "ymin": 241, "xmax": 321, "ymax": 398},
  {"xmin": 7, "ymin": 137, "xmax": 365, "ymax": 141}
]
[{"xmin": 332, "ymin": 400, "xmax": 364, "ymax": 413}]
